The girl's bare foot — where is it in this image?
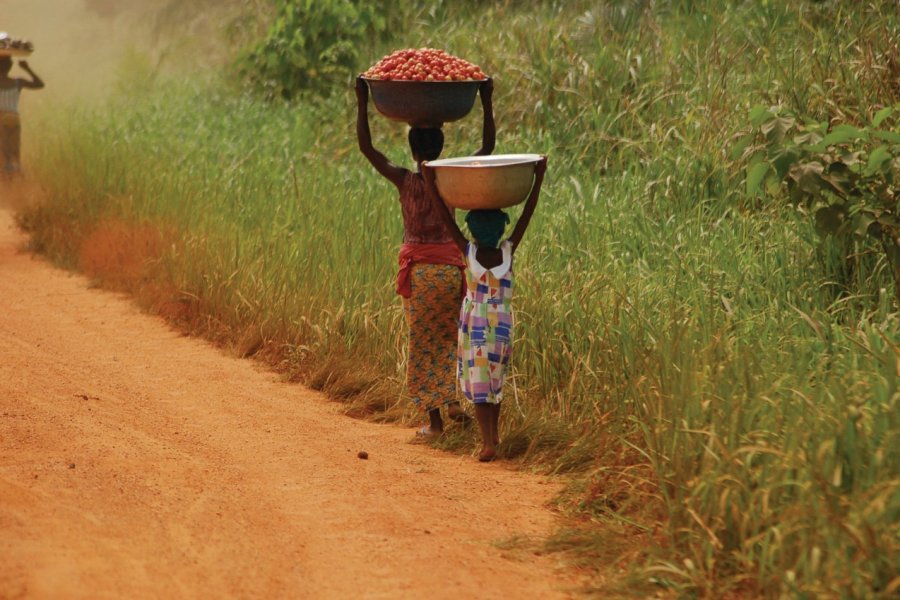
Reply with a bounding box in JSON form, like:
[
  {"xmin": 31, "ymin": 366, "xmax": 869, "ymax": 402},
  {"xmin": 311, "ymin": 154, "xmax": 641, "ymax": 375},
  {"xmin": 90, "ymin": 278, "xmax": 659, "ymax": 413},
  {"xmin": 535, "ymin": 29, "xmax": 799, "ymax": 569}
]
[
  {"xmin": 490, "ymin": 403, "xmax": 501, "ymax": 445},
  {"xmin": 478, "ymin": 446, "xmax": 497, "ymax": 462},
  {"xmin": 474, "ymin": 404, "xmax": 497, "ymax": 461},
  {"xmin": 447, "ymin": 402, "xmax": 472, "ymax": 424}
]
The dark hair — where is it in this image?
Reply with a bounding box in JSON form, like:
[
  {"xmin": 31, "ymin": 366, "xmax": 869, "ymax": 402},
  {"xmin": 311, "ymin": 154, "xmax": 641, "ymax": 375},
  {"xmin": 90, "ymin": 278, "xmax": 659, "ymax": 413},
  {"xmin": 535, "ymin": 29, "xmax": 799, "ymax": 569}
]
[
  {"xmin": 408, "ymin": 127, "xmax": 444, "ymax": 161},
  {"xmin": 0, "ymin": 57, "xmax": 11, "ymax": 72},
  {"xmin": 465, "ymin": 209, "xmax": 510, "ymax": 248}
]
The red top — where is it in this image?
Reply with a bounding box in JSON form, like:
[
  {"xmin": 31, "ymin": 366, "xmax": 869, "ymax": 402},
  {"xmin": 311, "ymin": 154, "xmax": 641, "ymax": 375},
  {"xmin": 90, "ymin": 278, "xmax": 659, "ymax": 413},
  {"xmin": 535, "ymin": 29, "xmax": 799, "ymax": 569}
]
[
  {"xmin": 399, "ymin": 171, "xmax": 453, "ymax": 244},
  {"xmin": 394, "ymin": 171, "xmax": 463, "ymax": 298}
]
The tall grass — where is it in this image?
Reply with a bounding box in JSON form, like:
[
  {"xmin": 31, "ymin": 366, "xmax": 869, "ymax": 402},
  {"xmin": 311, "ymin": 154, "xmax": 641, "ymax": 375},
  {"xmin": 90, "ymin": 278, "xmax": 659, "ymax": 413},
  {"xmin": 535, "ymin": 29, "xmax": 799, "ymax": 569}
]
[{"xmin": 18, "ymin": 0, "xmax": 900, "ymax": 597}]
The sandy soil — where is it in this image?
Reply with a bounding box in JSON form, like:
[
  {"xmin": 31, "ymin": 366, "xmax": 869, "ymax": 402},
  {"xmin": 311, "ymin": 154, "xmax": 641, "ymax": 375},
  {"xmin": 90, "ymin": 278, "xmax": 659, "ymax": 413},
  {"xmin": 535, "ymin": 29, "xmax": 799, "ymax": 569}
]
[{"xmin": 0, "ymin": 208, "xmax": 583, "ymax": 599}]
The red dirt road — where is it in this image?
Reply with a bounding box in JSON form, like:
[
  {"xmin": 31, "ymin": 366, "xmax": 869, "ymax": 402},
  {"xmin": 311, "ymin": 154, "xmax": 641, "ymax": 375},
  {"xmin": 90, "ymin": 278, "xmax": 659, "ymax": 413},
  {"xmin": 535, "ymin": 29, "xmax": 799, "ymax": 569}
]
[{"xmin": 0, "ymin": 208, "xmax": 582, "ymax": 599}]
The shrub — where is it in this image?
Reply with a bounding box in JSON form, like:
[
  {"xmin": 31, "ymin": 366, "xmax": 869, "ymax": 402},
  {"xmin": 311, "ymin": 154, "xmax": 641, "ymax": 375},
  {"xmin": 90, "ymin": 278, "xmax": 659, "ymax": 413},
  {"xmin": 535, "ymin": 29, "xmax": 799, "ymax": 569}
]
[{"xmin": 236, "ymin": 0, "xmax": 388, "ymax": 100}]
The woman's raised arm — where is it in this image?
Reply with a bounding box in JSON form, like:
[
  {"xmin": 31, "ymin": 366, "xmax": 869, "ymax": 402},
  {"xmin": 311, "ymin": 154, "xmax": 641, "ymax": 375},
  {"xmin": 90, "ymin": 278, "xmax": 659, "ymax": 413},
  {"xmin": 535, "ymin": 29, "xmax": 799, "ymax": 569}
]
[
  {"xmin": 356, "ymin": 77, "xmax": 405, "ymax": 188},
  {"xmin": 472, "ymin": 78, "xmax": 495, "ymax": 157}
]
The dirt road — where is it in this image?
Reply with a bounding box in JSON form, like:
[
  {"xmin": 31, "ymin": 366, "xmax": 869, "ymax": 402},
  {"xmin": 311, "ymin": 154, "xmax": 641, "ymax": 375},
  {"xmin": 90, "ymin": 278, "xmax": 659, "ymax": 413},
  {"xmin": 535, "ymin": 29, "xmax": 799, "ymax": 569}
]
[{"xmin": 0, "ymin": 208, "xmax": 582, "ymax": 599}]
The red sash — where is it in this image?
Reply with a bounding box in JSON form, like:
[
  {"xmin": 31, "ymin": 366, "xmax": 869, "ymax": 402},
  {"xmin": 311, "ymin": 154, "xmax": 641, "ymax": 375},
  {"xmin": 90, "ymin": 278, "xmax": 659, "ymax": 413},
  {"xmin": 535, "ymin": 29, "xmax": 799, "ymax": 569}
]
[{"xmin": 396, "ymin": 242, "xmax": 464, "ymax": 298}]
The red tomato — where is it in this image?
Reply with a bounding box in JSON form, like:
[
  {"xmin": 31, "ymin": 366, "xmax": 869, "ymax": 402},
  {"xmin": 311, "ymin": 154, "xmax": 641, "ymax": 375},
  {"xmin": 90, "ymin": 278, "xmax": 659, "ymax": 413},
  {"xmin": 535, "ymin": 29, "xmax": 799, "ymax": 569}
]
[{"xmin": 363, "ymin": 48, "xmax": 487, "ymax": 81}]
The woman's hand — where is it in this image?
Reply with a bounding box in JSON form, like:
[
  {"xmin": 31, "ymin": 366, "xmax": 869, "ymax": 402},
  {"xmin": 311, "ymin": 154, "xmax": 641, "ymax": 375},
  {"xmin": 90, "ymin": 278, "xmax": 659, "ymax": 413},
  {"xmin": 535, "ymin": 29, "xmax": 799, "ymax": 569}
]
[
  {"xmin": 356, "ymin": 74, "xmax": 406, "ymax": 188},
  {"xmin": 355, "ymin": 76, "xmax": 368, "ymax": 104},
  {"xmin": 18, "ymin": 60, "xmax": 30, "ymax": 70},
  {"xmin": 473, "ymin": 78, "xmax": 496, "ymax": 156},
  {"xmin": 479, "ymin": 77, "xmax": 493, "ymax": 102}
]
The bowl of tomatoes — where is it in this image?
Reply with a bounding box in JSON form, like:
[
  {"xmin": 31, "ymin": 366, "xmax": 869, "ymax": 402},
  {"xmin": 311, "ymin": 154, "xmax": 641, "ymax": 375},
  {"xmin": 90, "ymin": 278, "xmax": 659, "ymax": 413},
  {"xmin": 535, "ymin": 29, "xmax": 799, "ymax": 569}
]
[
  {"xmin": 424, "ymin": 154, "xmax": 543, "ymax": 210},
  {"xmin": 362, "ymin": 48, "xmax": 487, "ymax": 128}
]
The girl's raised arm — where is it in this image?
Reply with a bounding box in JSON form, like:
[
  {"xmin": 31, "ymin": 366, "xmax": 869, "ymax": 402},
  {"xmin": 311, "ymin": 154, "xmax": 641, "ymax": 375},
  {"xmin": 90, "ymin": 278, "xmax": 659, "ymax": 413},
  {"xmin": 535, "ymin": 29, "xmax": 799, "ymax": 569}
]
[
  {"xmin": 18, "ymin": 61, "xmax": 44, "ymax": 89},
  {"xmin": 422, "ymin": 164, "xmax": 468, "ymax": 253},
  {"xmin": 508, "ymin": 156, "xmax": 547, "ymax": 251},
  {"xmin": 472, "ymin": 78, "xmax": 495, "ymax": 157},
  {"xmin": 356, "ymin": 77, "xmax": 406, "ymax": 189}
]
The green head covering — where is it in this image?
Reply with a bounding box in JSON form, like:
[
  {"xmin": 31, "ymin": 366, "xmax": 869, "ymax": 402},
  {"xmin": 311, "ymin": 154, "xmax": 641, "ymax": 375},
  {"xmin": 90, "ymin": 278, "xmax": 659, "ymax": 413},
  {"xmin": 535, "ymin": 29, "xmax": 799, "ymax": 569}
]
[{"xmin": 465, "ymin": 209, "xmax": 510, "ymax": 248}]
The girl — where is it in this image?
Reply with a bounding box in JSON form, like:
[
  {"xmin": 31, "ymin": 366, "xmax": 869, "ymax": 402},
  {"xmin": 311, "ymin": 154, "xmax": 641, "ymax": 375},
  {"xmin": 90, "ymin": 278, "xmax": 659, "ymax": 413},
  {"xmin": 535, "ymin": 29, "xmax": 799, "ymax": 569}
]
[
  {"xmin": 0, "ymin": 57, "xmax": 44, "ymax": 177},
  {"xmin": 355, "ymin": 75, "xmax": 495, "ymax": 437},
  {"xmin": 422, "ymin": 156, "xmax": 547, "ymax": 461}
]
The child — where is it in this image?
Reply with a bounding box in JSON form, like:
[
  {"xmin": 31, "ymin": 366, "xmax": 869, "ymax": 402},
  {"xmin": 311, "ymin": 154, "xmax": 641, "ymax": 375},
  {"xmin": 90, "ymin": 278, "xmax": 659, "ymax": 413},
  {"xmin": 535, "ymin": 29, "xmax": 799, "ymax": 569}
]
[{"xmin": 422, "ymin": 156, "xmax": 547, "ymax": 461}]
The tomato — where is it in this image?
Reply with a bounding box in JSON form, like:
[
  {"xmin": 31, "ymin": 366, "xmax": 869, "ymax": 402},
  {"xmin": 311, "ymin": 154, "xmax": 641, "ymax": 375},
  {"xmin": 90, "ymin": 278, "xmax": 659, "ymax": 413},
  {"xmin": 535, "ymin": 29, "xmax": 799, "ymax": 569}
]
[{"xmin": 363, "ymin": 48, "xmax": 488, "ymax": 81}]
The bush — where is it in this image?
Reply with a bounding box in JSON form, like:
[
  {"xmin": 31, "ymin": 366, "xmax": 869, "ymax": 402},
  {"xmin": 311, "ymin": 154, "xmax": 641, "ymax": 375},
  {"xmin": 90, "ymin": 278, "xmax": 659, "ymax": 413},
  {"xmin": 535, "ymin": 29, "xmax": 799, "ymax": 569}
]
[{"xmin": 236, "ymin": 0, "xmax": 388, "ymax": 100}]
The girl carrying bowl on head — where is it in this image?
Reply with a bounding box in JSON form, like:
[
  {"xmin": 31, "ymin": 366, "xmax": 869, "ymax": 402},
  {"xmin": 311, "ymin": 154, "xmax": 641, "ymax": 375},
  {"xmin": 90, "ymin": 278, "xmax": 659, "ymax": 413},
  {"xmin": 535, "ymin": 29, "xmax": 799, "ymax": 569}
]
[
  {"xmin": 0, "ymin": 56, "xmax": 44, "ymax": 177},
  {"xmin": 355, "ymin": 75, "xmax": 495, "ymax": 437},
  {"xmin": 422, "ymin": 155, "xmax": 547, "ymax": 462}
]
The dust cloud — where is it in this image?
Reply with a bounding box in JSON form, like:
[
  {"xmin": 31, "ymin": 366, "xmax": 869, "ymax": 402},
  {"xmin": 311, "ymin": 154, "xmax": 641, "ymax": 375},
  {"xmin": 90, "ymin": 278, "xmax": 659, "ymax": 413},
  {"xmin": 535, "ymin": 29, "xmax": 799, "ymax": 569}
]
[
  {"xmin": 0, "ymin": 0, "xmax": 257, "ymax": 206},
  {"xmin": 2, "ymin": 0, "xmax": 159, "ymax": 107},
  {"xmin": 1, "ymin": 0, "xmax": 251, "ymax": 108}
]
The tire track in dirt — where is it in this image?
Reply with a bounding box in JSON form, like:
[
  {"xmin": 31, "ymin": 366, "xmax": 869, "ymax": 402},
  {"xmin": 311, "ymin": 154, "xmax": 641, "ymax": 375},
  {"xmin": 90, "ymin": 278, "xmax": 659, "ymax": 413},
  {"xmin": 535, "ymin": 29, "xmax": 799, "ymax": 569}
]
[{"xmin": 0, "ymin": 209, "xmax": 583, "ymax": 599}]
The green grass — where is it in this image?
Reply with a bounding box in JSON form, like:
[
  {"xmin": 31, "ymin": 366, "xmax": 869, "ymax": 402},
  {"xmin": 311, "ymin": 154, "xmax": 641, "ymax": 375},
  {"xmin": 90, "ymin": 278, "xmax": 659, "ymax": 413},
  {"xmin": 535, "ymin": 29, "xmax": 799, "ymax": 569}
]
[{"xmin": 17, "ymin": 0, "xmax": 900, "ymax": 597}]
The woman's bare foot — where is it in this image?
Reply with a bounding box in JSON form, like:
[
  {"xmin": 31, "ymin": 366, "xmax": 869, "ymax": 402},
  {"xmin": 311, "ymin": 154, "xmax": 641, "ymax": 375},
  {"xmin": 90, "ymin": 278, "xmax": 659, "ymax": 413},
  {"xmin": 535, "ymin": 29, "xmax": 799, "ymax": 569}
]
[
  {"xmin": 478, "ymin": 446, "xmax": 497, "ymax": 462},
  {"xmin": 415, "ymin": 408, "xmax": 444, "ymax": 439},
  {"xmin": 415, "ymin": 425, "xmax": 442, "ymax": 439}
]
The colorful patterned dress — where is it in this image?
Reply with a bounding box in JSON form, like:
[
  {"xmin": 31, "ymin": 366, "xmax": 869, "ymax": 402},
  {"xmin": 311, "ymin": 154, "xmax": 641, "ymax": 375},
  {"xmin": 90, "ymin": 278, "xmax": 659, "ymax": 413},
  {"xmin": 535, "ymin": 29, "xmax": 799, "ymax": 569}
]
[{"xmin": 458, "ymin": 241, "xmax": 514, "ymax": 404}]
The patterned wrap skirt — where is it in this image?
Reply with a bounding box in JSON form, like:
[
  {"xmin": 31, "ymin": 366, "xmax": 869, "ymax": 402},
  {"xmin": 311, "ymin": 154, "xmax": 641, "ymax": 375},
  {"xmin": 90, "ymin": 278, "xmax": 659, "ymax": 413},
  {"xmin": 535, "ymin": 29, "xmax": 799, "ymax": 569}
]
[
  {"xmin": 0, "ymin": 112, "xmax": 21, "ymax": 175},
  {"xmin": 403, "ymin": 263, "xmax": 462, "ymax": 412}
]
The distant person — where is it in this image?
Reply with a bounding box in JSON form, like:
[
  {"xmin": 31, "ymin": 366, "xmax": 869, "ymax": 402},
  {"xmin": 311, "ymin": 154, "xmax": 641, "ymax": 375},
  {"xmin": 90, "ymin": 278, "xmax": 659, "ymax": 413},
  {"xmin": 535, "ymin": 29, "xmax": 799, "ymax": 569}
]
[
  {"xmin": 422, "ymin": 156, "xmax": 547, "ymax": 461},
  {"xmin": 0, "ymin": 56, "xmax": 44, "ymax": 177},
  {"xmin": 355, "ymin": 75, "xmax": 495, "ymax": 438}
]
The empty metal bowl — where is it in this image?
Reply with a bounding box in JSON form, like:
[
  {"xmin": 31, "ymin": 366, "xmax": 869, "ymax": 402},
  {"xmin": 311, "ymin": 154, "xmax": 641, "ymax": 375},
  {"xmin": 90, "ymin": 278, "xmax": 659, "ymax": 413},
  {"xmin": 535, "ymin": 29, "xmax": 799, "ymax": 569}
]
[
  {"xmin": 425, "ymin": 154, "xmax": 542, "ymax": 210},
  {"xmin": 364, "ymin": 78, "xmax": 480, "ymax": 128}
]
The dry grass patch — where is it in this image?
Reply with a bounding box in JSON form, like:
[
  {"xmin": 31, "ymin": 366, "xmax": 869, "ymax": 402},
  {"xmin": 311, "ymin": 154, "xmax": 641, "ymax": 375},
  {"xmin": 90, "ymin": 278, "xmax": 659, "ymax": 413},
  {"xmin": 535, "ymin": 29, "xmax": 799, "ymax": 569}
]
[{"xmin": 79, "ymin": 218, "xmax": 168, "ymax": 292}]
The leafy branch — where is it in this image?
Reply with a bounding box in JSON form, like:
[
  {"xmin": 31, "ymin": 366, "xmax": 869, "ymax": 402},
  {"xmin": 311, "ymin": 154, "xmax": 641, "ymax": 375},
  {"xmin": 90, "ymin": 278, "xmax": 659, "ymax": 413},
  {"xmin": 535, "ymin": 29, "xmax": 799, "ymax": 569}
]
[{"xmin": 738, "ymin": 104, "xmax": 900, "ymax": 302}]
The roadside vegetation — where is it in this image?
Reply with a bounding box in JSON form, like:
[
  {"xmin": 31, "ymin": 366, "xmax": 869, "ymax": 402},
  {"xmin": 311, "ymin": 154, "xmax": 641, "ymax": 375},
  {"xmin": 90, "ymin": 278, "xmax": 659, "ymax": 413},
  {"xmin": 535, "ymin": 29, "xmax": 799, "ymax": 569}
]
[{"xmin": 17, "ymin": 0, "xmax": 899, "ymax": 597}]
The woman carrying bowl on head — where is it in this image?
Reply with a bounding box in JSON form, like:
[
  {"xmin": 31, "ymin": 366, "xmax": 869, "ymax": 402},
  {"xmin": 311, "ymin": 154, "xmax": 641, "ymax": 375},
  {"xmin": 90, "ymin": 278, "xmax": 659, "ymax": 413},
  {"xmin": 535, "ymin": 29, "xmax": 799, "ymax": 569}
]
[
  {"xmin": 0, "ymin": 55, "xmax": 44, "ymax": 178},
  {"xmin": 355, "ymin": 74, "xmax": 495, "ymax": 437}
]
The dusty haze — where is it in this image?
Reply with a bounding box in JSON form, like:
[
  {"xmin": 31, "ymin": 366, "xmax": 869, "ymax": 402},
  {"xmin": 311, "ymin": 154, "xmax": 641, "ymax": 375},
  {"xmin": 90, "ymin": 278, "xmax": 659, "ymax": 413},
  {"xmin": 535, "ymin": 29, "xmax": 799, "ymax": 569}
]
[
  {"xmin": 1, "ymin": 0, "xmax": 256, "ymax": 109},
  {"xmin": 4, "ymin": 0, "xmax": 159, "ymax": 107},
  {"xmin": 1, "ymin": 0, "xmax": 260, "ymax": 186},
  {"xmin": 0, "ymin": 0, "xmax": 260, "ymax": 209}
]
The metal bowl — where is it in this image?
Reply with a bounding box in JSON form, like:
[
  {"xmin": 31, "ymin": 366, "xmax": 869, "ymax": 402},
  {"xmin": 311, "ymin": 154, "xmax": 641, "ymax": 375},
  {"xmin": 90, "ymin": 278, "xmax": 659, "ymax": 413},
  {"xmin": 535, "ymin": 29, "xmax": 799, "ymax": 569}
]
[
  {"xmin": 364, "ymin": 78, "xmax": 480, "ymax": 128},
  {"xmin": 425, "ymin": 154, "xmax": 542, "ymax": 210},
  {"xmin": 0, "ymin": 34, "xmax": 33, "ymax": 57}
]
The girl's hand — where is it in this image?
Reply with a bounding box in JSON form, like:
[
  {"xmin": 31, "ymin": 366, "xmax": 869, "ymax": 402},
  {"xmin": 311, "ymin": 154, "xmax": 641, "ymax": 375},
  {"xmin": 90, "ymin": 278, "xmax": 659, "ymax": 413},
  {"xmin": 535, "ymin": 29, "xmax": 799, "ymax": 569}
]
[
  {"xmin": 421, "ymin": 163, "xmax": 436, "ymax": 185},
  {"xmin": 18, "ymin": 60, "xmax": 30, "ymax": 70},
  {"xmin": 535, "ymin": 155, "xmax": 548, "ymax": 177}
]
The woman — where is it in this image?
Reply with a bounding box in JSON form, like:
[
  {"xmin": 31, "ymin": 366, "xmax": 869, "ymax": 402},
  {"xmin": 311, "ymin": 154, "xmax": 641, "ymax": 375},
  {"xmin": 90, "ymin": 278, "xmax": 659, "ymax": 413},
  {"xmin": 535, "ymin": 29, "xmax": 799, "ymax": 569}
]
[
  {"xmin": 0, "ymin": 57, "xmax": 44, "ymax": 177},
  {"xmin": 355, "ymin": 75, "xmax": 495, "ymax": 437}
]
